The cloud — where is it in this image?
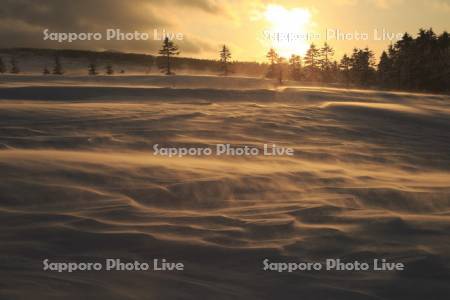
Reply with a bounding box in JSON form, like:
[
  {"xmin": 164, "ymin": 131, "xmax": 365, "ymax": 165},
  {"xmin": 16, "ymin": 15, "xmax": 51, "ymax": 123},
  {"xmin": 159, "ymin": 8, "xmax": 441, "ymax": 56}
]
[
  {"xmin": 0, "ymin": 0, "xmax": 170, "ymax": 31},
  {"xmin": 0, "ymin": 0, "xmax": 227, "ymax": 55}
]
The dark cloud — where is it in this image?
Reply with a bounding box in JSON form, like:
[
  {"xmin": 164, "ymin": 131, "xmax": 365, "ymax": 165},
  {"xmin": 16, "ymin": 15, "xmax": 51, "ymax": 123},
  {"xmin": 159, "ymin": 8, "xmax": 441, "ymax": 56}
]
[
  {"xmin": 0, "ymin": 0, "xmax": 169, "ymax": 31},
  {"xmin": 0, "ymin": 0, "xmax": 222, "ymax": 55}
]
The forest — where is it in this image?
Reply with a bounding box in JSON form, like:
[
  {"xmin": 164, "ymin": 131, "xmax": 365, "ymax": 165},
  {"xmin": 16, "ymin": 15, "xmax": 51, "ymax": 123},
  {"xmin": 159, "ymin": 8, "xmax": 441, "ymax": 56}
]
[{"xmin": 0, "ymin": 28, "xmax": 448, "ymax": 93}]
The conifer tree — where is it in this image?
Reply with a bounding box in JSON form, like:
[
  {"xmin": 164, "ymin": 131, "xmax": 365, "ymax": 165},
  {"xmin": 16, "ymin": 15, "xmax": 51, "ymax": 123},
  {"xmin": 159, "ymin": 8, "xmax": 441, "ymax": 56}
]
[
  {"xmin": 288, "ymin": 54, "xmax": 302, "ymax": 81},
  {"xmin": 339, "ymin": 54, "xmax": 352, "ymax": 87},
  {"xmin": 377, "ymin": 51, "xmax": 392, "ymax": 86},
  {"xmin": 319, "ymin": 42, "xmax": 334, "ymax": 82},
  {"xmin": 0, "ymin": 57, "xmax": 5, "ymax": 74},
  {"xmin": 158, "ymin": 37, "xmax": 179, "ymax": 75},
  {"xmin": 436, "ymin": 31, "xmax": 450, "ymax": 90},
  {"xmin": 329, "ymin": 61, "xmax": 340, "ymax": 83},
  {"xmin": 376, "ymin": 29, "xmax": 449, "ymax": 92},
  {"xmin": 276, "ymin": 57, "xmax": 285, "ymax": 85},
  {"xmin": 319, "ymin": 42, "xmax": 334, "ymax": 71},
  {"xmin": 219, "ymin": 45, "xmax": 232, "ymax": 76},
  {"xmin": 349, "ymin": 47, "xmax": 375, "ymax": 86},
  {"xmin": 265, "ymin": 48, "xmax": 279, "ymax": 78},
  {"xmin": 304, "ymin": 44, "xmax": 320, "ymax": 81}
]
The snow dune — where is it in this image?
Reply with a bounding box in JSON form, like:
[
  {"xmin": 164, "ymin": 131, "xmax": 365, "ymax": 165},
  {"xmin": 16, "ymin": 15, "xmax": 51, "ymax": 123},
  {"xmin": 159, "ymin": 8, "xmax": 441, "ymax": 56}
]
[{"xmin": 0, "ymin": 75, "xmax": 449, "ymax": 299}]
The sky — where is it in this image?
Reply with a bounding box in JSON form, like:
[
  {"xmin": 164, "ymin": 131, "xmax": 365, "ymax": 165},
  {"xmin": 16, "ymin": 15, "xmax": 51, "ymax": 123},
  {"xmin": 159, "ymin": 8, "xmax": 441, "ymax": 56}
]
[{"xmin": 0, "ymin": 0, "xmax": 449, "ymax": 62}]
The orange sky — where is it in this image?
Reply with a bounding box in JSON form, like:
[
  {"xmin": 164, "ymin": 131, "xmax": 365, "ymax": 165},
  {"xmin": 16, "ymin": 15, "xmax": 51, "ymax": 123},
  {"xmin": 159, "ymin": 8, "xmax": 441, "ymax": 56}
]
[{"xmin": 1, "ymin": 0, "xmax": 449, "ymax": 62}]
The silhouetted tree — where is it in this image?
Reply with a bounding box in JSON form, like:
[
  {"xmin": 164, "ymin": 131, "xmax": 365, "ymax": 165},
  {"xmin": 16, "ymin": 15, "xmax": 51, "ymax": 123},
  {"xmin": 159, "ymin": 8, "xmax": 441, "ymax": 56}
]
[
  {"xmin": 319, "ymin": 43, "xmax": 334, "ymax": 70},
  {"xmin": 158, "ymin": 37, "xmax": 179, "ymax": 75},
  {"xmin": 376, "ymin": 28, "xmax": 449, "ymax": 92},
  {"xmin": 52, "ymin": 55, "xmax": 63, "ymax": 75},
  {"xmin": 88, "ymin": 63, "xmax": 98, "ymax": 75},
  {"xmin": 276, "ymin": 57, "xmax": 285, "ymax": 85},
  {"xmin": 219, "ymin": 45, "xmax": 232, "ymax": 76},
  {"xmin": 319, "ymin": 42, "xmax": 334, "ymax": 82},
  {"xmin": 339, "ymin": 54, "xmax": 352, "ymax": 87},
  {"xmin": 289, "ymin": 54, "xmax": 302, "ymax": 81},
  {"xmin": 0, "ymin": 57, "xmax": 5, "ymax": 74},
  {"xmin": 105, "ymin": 64, "xmax": 114, "ymax": 75},
  {"xmin": 391, "ymin": 33, "xmax": 414, "ymax": 88},
  {"xmin": 329, "ymin": 61, "xmax": 340, "ymax": 83},
  {"xmin": 304, "ymin": 44, "xmax": 320, "ymax": 81},
  {"xmin": 377, "ymin": 50, "xmax": 392, "ymax": 86},
  {"xmin": 349, "ymin": 47, "xmax": 375, "ymax": 86},
  {"xmin": 10, "ymin": 57, "xmax": 19, "ymax": 74},
  {"xmin": 266, "ymin": 48, "xmax": 279, "ymax": 78},
  {"xmin": 437, "ymin": 31, "xmax": 450, "ymax": 90}
]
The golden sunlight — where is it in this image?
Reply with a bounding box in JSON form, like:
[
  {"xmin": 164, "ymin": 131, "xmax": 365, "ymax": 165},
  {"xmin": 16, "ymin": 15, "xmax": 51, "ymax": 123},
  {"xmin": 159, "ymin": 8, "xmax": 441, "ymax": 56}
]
[{"xmin": 264, "ymin": 4, "xmax": 311, "ymax": 57}]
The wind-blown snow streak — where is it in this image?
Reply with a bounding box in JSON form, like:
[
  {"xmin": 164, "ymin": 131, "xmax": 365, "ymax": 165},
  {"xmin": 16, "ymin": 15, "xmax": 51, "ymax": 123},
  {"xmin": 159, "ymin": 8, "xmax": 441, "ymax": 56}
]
[{"xmin": 0, "ymin": 75, "xmax": 449, "ymax": 299}]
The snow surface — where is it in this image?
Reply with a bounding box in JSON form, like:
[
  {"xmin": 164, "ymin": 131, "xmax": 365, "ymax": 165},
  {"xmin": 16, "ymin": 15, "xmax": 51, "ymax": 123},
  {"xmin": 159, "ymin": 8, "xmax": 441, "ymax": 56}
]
[{"xmin": 0, "ymin": 74, "xmax": 449, "ymax": 299}]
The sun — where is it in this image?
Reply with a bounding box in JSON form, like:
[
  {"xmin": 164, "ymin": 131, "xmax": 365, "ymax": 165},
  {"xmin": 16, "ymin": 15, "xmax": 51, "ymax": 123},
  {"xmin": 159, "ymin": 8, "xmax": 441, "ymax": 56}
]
[{"xmin": 263, "ymin": 4, "xmax": 311, "ymax": 58}]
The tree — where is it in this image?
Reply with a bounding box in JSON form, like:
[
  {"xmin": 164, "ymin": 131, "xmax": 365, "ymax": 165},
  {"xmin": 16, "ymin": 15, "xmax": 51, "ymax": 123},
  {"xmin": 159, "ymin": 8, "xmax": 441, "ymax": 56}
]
[
  {"xmin": 329, "ymin": 60, "xmax": 340, "ymax": 83},
  {"xmin": 436, "ymin": 31, "xmax": 450, "ymax": 90},
  {"xmin": 288, "ymin": 54, "xmax": 302, "ymax": 81},
  {"xmin": 377, "ymin": 50, "xmax": 392, "ymax": 86},
  {"xmin": 304, "ymin": 44, "xmax": 320, "ymax": 81},
  {"xmin": 304, "ymin": 44, "xmax": 320, "ymax": 69},
  {"xmin": 88, "ymin": 63, "xmax": 97, "ymax": 75},
  {"xmin": 319, "ymin": 42, "xmax": 334, "ymax": 71},
  {"xmin": 266, "ymin": 48, "xmax": 279, "ymax": 78},
  {"xmin": 374, "ymin": 28, "xmax": 449, "ymax": 92},
  {"xmin": 158, "ymin": 37, "xmax": 179, "ymax": 75},
  {"xmin": 52, "ymin": 55, "xmax": 63, "ymax": 75},
  {"xmin": 105, "ymin": 64, "xmax": 114, "ymax": 75},
  {"xmin": 276, "ymin": 57, "xmax": 286, "ymax": 85},
  {"xmin": 349, "ymin": 47, "xmax": 375, "ymax": 86},
  {"xmin": 219, "ymin": 45, "xmax": 232, "ymax": 76},
  {"xmin": 10, "ymin": 57, "xmax": 19, "ymax": 74},
  {"xmin": 339, "ymin": 54, "xmax": 352, "ymax": 87},
  {"xmin": 43, "ymin": 67, "xmax": 50, "ymax": 75},
  {"xmin": 391, "ymin": 33, "xmax": 415, "ymax": 88},
  {"xmin": 0, "ymin": 57, "xmax": 5, "ymax": 74},
  {"xmin": 320, "ymin": 42, "xmax": 334, "ymax": 82}
]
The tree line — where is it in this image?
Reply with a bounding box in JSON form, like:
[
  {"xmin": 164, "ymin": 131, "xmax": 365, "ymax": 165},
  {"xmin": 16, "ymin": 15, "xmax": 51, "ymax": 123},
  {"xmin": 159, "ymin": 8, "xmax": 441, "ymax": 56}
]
[
  {"xmin": 0, "ymin": 56, "xmax": 19, "ymax": 74},
  {"xmin": 264, "ymin": 28, "xmax": 449, "ymax": 92},
  {"xmin": 378, "ymin": 29, "xmax": 449, "ymax": 92},
  {"xmin": 0, "ymin": 28, "xmax": 448, "ymax": 92}
]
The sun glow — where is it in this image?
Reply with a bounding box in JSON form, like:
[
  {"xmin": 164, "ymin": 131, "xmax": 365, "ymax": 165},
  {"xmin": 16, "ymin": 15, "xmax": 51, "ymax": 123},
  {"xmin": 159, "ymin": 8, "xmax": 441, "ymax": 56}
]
[{"xmin": 264, "ymin": 4, "xmax": 311, "ymax": 58}]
